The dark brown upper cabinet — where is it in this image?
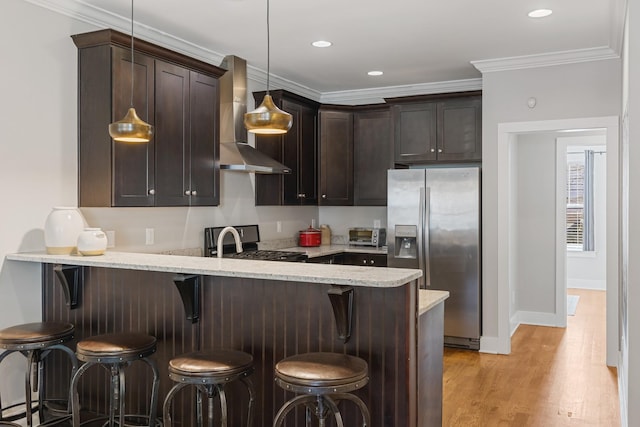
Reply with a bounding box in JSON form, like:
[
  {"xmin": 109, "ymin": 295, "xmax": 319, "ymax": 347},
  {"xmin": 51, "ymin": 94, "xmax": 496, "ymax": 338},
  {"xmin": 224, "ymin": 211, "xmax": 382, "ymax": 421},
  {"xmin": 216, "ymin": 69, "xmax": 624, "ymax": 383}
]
[
  {"xmin": 388, "ymin": 91, "xmax": 482, "ymax": 165},
  {"xmin": 254, "ymin": 90, "xmax": 319, "ymax": 206},
  {"xmin": 318, "ymin": 107, "xmax": 354, "ymax": 206},
  {"xmin": 353, "ymin": 106, "xmax": 394, "ymax": 206},
  {"xmin": 72, "ymin": 29, "xmax": 225, "ymax": 207}
]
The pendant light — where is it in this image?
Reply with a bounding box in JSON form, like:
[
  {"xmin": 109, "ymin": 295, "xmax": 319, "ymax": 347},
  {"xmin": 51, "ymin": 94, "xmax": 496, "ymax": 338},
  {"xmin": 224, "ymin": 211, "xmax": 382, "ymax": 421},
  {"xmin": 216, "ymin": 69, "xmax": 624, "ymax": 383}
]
[
  {"xmin": 244, "ymin": 0, "xmax": 293, "ymax": 134},
  {"xmin": 108, "ymin": 0, "xmax": 153, "ymax": 143}
]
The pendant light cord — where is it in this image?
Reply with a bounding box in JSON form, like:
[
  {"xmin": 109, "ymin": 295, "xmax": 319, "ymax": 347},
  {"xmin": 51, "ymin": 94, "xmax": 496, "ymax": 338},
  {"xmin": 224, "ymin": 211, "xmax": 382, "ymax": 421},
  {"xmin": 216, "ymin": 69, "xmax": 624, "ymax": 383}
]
[
  {"xmin": 130, "ymin": 0, "xmax": 135, "ymax": 108},
  {"xmin": 266, "ymin": 0, "xmax": 270, "ymax": 95}
]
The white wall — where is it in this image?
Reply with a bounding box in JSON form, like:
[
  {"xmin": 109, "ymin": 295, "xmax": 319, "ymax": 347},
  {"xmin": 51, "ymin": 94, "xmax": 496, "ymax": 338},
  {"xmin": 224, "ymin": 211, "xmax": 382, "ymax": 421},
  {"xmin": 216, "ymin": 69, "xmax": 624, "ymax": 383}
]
[
  {"xmin": 620, "ymin": 1, "xmax": 639, "ymax": 425},
  {"xmin": 480, "ymin": 58, "xmax": 621, "ymax": 353},
  {"xmin": 515, "ymin": 134, "xmax": 557, "ymax": 321}
]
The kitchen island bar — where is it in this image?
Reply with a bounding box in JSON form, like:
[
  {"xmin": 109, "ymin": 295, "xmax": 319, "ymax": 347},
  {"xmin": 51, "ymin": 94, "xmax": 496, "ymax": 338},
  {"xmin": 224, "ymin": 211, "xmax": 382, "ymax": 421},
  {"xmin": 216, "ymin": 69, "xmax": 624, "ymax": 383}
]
[{"xmin": 6, "ymin": 252, "xmax": 446, "ymax": 427}]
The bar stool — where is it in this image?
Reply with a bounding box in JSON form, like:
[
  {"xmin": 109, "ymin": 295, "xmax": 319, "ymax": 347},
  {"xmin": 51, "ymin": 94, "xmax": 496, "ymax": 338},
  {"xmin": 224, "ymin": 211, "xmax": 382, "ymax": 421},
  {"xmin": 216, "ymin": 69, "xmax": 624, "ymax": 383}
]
[
  {"xmin": 0, "ymin": 321, "xmax": 77, "ymax": 427},
  {"xmin": 162, "ymin": 349, "xmax": 255, "ymax": 427},
  {"xmin": 273, "ymin": 352, "xmax": 370, "ymax": 427},
  {"xmin": 70, "ymin": 332, "xmax": 159, "ymax": 427}
]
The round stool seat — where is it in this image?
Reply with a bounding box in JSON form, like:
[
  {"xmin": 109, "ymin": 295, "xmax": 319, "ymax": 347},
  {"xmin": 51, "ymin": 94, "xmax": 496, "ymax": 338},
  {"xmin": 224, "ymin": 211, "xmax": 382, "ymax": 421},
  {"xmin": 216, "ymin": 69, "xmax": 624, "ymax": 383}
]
[
  {"xmin": 273, "ymin": 352, "xmax": 370, "ymax": 427},
  {"xmin": 169, "ymin": 350, "xmax": 253, "ymax": 379},
  {"xmin": 0, "ymin": 322, "xmax": 74, "ymax": 349},
  {"xmin": 76, "ymin": 332, "xmax": 156, "ymax": 361},
  {"xmin": 163, "ymin": 349, "xmax": 255, "ymax": 427},
  {"xmin": 275, "ymin": 352, "xmax": 368, "ymax": 388}
]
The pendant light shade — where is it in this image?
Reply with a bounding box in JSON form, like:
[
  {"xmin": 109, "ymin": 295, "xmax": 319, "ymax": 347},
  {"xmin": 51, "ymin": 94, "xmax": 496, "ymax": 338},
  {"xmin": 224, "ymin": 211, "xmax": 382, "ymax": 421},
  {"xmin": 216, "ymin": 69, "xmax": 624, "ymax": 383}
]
[
  {"xmin": 244, "ymin": 0, "xmax": 293, "ymax": 134},
  {"xmin": 244, "ymin": 94, "xmax": 292, "ymax": 134},
  {"xmin": 109, "ymin": 0, "xmax": 153, "ymax": 143},
  {"xmin": 109, "ymin": 108, "xmax": 154, "ymax": 142}
]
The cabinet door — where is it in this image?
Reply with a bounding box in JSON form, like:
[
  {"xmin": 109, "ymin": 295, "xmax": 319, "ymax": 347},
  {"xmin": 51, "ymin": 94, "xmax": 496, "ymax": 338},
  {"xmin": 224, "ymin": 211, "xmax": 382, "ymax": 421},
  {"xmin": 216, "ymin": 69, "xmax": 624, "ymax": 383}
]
[
  {"xmin": 189, "ymin": 71, "xmax": 219, "ymax": 206},
  {"xmin": 393, "ymin": 103, "xmax": 437, "ymax": 164},
  {"xmin": 319, "ymin": 110, "xmax": 353, "ymax": 205},
  {"xmin": 255, "ymin": 132, "xmax": 284, "ymax": 205},
  {"xmin": 283, "ymin": 99, "xmax": 318, "ymax": 205},
  {"xmin": 436, "ymin": 96, "xmax": 482, "ymax": 161},
  {"xmin": 343, "ymin": 253, "xmax": 387, "ymax": 267},
  {"xmin": 354, "ymin": 109, "xmax": 393, "ymax": 206},
  {"xmin": 154, "ymin": 60, "xmax": 190, "ymax": 206},
  {"xmin": 111, "ymin": 47, "xmax": 156, "ymax": 206}
]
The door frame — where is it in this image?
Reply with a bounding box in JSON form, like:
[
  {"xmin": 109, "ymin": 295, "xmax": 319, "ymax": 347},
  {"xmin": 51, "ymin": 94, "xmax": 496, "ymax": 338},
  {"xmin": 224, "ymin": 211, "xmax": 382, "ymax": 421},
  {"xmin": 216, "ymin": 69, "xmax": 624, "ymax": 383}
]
[{"xmin": 495, "ymin": 116, "xmax": 619, "ymax": 366}]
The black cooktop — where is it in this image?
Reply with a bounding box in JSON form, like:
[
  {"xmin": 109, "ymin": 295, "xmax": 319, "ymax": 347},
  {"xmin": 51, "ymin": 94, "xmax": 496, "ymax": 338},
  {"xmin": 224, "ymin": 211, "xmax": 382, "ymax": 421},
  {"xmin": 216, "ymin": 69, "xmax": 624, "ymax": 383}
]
[
  {"xmin": 204, "ymin": 225, "xmax": 307, "ymax": 262},
  {"xmin": 226, "ymin": 250, "xmax": 308, "ymax": 262}
]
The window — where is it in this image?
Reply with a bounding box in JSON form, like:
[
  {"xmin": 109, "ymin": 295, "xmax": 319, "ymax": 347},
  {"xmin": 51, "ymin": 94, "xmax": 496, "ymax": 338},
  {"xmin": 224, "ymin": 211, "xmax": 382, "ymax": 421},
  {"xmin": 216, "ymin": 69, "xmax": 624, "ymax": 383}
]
[{"xmin": 566, "ymin": 149, "xmax": 594, "ymax": 251}]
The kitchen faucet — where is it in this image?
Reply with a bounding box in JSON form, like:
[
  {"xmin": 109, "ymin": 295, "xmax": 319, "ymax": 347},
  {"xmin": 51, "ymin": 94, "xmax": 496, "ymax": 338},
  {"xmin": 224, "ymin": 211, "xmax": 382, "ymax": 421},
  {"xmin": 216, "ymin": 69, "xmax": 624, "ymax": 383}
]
[{"xmin": 216, "ymin": 226, "xmax": 243, "ymax": 258}]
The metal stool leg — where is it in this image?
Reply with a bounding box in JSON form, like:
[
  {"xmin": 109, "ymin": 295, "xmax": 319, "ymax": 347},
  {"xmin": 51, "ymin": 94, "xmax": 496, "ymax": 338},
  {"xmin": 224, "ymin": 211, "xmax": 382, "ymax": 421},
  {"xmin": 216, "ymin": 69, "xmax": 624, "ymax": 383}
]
[
  {"xmin": 273, "ymin": 394, "xmax": 317, "ymax": 427},
  {"xmin": 162, "ymin": 382, "xmax": 189, "ymax": 427},
  {"xmin": 70, "ymin": 361, "xmax": 95, "ymax": 427},
  {"xmin": 240, "ymin": 377, "xmax": 255, "ymax": 427},
  {"xmin": 142, "ymin": 356, "xmax": 159, "ymax": 427},
  {"xmin": 331, "ymin": 392, "xmax": 371, "ymax": 427}
]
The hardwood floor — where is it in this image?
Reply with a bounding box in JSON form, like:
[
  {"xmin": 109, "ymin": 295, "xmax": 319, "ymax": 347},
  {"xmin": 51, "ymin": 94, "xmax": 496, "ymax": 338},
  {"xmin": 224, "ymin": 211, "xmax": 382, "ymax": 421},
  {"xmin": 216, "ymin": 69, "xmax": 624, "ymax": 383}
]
[{"xmin": 442, "ymin": 289, "xmax": 620, "ymax": 426}]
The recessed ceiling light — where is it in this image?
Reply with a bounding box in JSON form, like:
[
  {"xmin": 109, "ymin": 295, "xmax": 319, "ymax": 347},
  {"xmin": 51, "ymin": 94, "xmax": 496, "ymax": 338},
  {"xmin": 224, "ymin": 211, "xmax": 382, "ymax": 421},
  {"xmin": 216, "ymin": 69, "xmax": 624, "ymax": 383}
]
[
  {"xmin": 368, "ymin": 71, "xmax": 383, "ymax": 76},
  {"xmin": 312, "ymin": 40, "xmax": 332, "ymax": 48},
  {"xmin": 528, "ymin": 9, "xmax": 553, "ymax": 18}
]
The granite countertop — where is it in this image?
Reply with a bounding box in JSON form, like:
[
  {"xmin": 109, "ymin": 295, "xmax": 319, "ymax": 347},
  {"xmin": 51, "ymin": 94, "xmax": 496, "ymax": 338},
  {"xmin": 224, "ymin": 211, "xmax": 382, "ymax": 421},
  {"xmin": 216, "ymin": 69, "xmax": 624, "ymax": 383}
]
[
  {"xmin": 280, "ymin": 244, "xmax": 387, "ymax": 258},
  {"xmin": 418, "ymin": 289, "xmax": 449, "ymax": 315},
  {"xmin": 6, "ymin": 251, "xmax": 420, "ymax": 289}
]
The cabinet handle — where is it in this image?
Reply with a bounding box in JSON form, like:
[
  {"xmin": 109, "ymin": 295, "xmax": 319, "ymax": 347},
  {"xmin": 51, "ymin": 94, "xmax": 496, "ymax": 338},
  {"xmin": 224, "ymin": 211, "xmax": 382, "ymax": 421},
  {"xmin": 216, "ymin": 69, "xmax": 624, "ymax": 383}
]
[
  {"xmin": 322, "ymin": 194, "xmax": 327, "ymax": 199},
  {"xmin": 438, "ymin": 148, "xmax": 443, "ymax": 153},
  {"xmin": 362, "ymin": 260, "xmax": 367, "ymax": 264},
  {"xmin": 192, "ymin": 190, "xmax": 197, "ymax": 196},
  {"xmin": 430, "ymin": 148, "xmax": 435, "ymax": 153},
  {"xmin": 298, "ymin": 193, "xmax": 306, "ymax": 198},
  {"xmin": 370, "ymin": 259, "xmax": 375, "ymax": 265},
  {"xmin": 148, "ymin": 189, "xmax": 155, "ymax": 195},
  {"xmin": 185, "ymin": 190, "xmax": 191, "ymax": 196}
]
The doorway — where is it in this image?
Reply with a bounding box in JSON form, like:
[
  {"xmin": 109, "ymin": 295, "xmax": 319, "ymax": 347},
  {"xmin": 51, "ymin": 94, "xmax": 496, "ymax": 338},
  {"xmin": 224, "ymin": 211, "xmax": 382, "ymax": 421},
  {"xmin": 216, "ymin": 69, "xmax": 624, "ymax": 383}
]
[{"xmin": 496, "ymin": 116, "xmax": 619, "ymax": 367}]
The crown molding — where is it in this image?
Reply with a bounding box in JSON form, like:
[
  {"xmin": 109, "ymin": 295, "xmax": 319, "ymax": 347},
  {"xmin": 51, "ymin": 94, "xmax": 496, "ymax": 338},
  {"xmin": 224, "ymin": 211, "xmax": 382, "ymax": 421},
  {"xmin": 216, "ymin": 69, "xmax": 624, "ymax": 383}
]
[
  {"xmin": 320, "ymin": 78, "xmax": 483, "ymax": 105},
  {"xmin": 471, "ymin": 46, "xmax": 619, "ymax": 73},
  {"xmin": 25, "ymin": 0, "xmax": 619, "ymax": 106}
]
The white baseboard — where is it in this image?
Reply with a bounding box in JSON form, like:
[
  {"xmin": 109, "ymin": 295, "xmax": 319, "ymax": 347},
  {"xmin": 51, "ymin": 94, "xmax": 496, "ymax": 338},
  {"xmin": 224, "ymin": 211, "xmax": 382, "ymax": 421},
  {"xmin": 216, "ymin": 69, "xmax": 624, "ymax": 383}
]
[
  {"xmin": 568, "ymin": 278, "xmax": 606, "ymax": 290},
  {"xmin": 479, "ymin": 336, "xmax": 499, "ymax": 354},
  {"xmin": 511, "ymin": 310, "xmax": 562, "ymax": 330}
]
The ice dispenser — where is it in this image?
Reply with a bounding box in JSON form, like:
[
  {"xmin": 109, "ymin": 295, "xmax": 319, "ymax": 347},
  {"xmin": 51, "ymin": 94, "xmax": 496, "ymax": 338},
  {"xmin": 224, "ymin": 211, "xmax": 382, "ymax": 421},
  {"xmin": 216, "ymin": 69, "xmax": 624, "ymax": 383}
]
[{"xmin": 394, "ymin": 225, "xmax": 418, "ymax": 259}]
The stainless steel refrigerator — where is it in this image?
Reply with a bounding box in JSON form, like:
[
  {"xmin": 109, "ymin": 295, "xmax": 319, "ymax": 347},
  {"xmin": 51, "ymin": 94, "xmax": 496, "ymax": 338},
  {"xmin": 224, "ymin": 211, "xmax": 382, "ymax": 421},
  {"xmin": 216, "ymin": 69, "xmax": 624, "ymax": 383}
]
[{"xmin": 387, "ymin": 167, "xmax": 481, "ymax": 350}]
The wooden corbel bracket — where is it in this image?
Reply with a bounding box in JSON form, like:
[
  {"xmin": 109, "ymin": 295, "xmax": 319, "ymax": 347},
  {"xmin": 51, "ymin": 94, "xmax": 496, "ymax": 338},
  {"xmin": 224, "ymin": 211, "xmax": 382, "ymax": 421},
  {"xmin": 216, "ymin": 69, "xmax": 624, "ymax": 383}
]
[{"xmin": 328, "ymin": 285, "xmax": 354, "ymax": 344}]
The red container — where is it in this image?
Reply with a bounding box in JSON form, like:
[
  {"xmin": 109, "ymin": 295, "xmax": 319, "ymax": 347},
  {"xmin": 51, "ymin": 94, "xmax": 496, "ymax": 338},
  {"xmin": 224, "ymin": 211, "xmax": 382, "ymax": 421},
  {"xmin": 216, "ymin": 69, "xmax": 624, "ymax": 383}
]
[{"xmin": 299, "ymin": 227, "xmax": 322, "ymax": 247}]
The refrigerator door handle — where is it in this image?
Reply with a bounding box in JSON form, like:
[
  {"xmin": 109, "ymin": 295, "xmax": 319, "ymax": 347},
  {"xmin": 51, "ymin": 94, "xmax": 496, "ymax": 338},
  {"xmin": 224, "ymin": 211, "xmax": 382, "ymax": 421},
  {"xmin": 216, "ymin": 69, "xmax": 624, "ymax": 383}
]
[
  {"xmin": 418, "ymin": 187, "xmax": 429, "ymax": 288},
  {"xmin": 423, "ymin": 187, "xmax": 431, "ymax": 287}
]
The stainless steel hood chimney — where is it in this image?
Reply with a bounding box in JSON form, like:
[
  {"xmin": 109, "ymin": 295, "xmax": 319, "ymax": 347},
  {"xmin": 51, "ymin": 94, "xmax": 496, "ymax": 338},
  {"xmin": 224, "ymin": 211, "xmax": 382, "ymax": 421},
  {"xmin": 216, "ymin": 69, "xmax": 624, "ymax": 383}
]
[{"xmin": 218, "ymin": 55, "xmax": 291, "ymax": 174}]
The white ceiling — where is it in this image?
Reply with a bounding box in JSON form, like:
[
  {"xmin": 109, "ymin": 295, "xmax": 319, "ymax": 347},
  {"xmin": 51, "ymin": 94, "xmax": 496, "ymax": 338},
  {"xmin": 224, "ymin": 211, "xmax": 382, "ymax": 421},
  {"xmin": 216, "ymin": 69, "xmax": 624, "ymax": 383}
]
[{"xmin": 31, "ymin": 0, "xmax": 624, "ymax": 100}]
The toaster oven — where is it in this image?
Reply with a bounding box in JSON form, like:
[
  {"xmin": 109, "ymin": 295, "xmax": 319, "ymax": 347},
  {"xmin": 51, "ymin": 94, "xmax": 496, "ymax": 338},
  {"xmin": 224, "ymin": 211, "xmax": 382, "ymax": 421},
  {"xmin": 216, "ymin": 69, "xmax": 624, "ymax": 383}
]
[{"xmin": 348, "ymin": 228, "xmax": 386, "ymax": 247}]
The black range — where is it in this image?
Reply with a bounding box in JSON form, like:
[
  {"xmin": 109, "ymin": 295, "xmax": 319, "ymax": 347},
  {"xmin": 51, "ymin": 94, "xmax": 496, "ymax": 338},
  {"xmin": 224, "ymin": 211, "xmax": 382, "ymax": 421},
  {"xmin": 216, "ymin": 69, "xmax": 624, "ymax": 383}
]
[{"xmin": 204, "ymin": 225, "xmax": 307, "ymax": 262}]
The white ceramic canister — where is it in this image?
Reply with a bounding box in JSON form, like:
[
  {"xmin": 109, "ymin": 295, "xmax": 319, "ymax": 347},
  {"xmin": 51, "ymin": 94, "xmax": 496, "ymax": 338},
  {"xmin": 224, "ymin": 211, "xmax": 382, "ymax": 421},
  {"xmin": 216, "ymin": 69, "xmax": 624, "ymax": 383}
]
[
  {"xmin": 77, "ymin": 228, "xmax": 108, "ymax": 256},
  {"xmin": 44, "ymin": 207, "xmax": 86, "ymax": 255}
]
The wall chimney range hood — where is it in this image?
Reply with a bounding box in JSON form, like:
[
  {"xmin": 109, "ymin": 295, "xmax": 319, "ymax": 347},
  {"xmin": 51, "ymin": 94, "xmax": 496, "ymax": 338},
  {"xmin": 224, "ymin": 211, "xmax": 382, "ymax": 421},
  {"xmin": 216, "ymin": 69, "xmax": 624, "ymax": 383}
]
[{"xmin": 218, "ymin": 55, "xmax": 291, "ymax": 174}]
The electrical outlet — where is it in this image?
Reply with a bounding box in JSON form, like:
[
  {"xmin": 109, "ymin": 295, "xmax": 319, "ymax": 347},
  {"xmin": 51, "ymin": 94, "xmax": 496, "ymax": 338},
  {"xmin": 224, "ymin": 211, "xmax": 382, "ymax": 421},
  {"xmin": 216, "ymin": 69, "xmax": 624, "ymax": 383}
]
[
  {"xmin": 105, "ymin": 230, "xmax": 116, "ymax": 248},
  {"xmin": 373, "ymin": 219, "xmax": 381, "ymax": 228},
  {"xmin": 145, "ymin": 228, "xmax": 154, "ymax": 245},
  {"xmin": 276, "ymin": 221, "xmax": 282, "ymax": 233}
]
